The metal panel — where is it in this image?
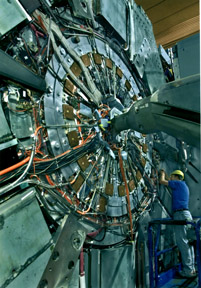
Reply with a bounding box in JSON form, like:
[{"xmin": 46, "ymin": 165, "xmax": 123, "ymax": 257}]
[
  {"xmin": 9, "ymin": 111, "xmax": 34, "ymax": 139},
  {"xmin": 158, "ymin": 45, "xmax": 171, "ymax": 65},
  {"xmin": 68, "ymin": 261, "xmax": 79, "ymax": 288},
  {"xmin": 0, "ymin": 188, "xmax": 52, "ymax": 287},
  {"xmin": 44, "ymin": 56, "xmax": 79, "ymax": 180},
  {"xmin": 7, "ymin": 249, "xmax": 51, "ymax": 288},
  {"xmin": 70, "ymin": 0, "xmax": 92, "ymax": 20},
  {"xmin": 90, "ymin": 250, "xmax": 101, "ymax": 288},
  {"xmin": 97, "ymin": 0, "xmax": 127, "ymax": 42},
  {"xmin": 100, "ymin": 246, "xmax": 135, "ymax": 288},
  {"xmin": 186, "ymin": 146, "xmax": 201, "ymax": 217},
  {"xmin": 0, "ymin": 139, "xmax": 17, "ymax": 150},
  {"xmin": 0, "ymin": 0, "xmax": 31, "ymax": 36},
  {"xmin": 38, "ymin": 214, "xmax": 86, "ymax": 288},
  {"xmin": 19, "ymin": 0, "xmax": 41, "ymax": 14},
  {"xmin": 131, "ymin": 2, "xmax": 165, "ymax": 93},
  {"xmin": 173, "ymin": 33, "xmax": 200, "ymax": 80}
]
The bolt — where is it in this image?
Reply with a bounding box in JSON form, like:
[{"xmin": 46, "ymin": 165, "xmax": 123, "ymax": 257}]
[
  {"xmin": 73, "ymin": 237, "xmax": 81, "ymax": 247},
  {"xmin": 54, "ymin": 142, "xmax": 60, "ymax": 149},
  {"xmin": 12, "ymin": 269, "xmax": 18, "ymax": 278},
  {"xmin": 47, "ymin": 86, "xmax": 53, "ymax": 93},
  {"xmin": 52, "ymin": 251, "xmax": 60, "ymax": 261},
  {"xmin": 60, "ymin": 48, "xmax": 66, "ymax": 56},
  {"xmin": 74, "ymin": 36, "xmax": 80, "ymax": 43}
]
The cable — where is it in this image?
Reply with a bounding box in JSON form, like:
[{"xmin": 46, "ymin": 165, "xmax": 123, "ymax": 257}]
[
  {"xmin": 0, "ymin": 126, "xmax": 44, "ymax": 195},
  {"xmin": 0, "ymin": 144, "xmax": 35, "ymax": 196},
  {"xmin": 84, "ymin": 238, "xmax": 128, "ymax": 249},
  {"xmin": 0, "ymin": 157, "xmax": 30, "ymax": 176},
  {"xmin": 45, "ymin": 175, "xmax": 73, "ymax": 205},
  {"xmin": 118, "ymin": 149, "xmax": 134, "ymax": 241},
  {"xmin": 87, "ymin": 228, "xmax": 106, "ymax": 242}
]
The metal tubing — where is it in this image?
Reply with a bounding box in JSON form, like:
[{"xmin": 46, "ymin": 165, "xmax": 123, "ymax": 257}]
[{"xmin": 157, "ymin": 245, "xmax": 177, "ymax": 257}]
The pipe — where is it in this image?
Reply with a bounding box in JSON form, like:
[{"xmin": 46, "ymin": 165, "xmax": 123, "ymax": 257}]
[
  {"xmin": 112, "ymin": 75, "xmax": 200, "ymax": 147},
  {"xmin": 85, "ymin": 0, "xmax": 98, "ymax": 29},
  {"xmin": 128, "ymin": 0, "xmax": 135, "ymax": 61}
]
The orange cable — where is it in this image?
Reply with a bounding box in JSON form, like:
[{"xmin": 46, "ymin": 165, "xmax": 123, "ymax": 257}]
[
  {"xmin": 7, "ymin": 103, "xmax": 27, "ymax": 113},
  {"xmin": 0, "ymin": 157, "xmax": 30, "ymax": 176},
  {"xmin": 33, "ymin": 133, "xmax": 95, "ymax": 163},
  {"xmin": 46, "ymin": 176, "xmax": 88, "ymax": 215},
  {"xmin": 45, "ymin": 176, "xmax": 91, "ymax": 215},
  {"xmin": 30, "ymin": 174, "xmax": 41, "ymax": 181},
  {"xmin": 0, "ymin": 126, "xmax": 42, "ymax": 176},
  {"xmin": 77, "ymin": 206, "xmax": 91, "ymax": 215}
]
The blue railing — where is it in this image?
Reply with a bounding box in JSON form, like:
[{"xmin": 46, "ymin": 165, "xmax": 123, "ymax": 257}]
[{"xmin": 148, "ymin": 218, "xmax": 201, "ymax": 288}]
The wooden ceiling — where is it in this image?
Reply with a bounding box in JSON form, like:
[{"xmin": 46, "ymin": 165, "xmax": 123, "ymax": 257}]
[{"xmin": 135, "ymin": 0, "xmax": 200, "ymax": 48}]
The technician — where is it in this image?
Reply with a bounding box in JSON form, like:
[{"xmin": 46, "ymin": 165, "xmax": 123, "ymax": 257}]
[{"xmin": 160, "ymin": 169, "xmax": 196, "ymax": 278}]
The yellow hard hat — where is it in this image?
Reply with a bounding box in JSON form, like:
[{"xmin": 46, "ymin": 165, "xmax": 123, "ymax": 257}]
[{"xmin": 171, "ymin": 170, "xmax": 184, "ymax": 180}]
